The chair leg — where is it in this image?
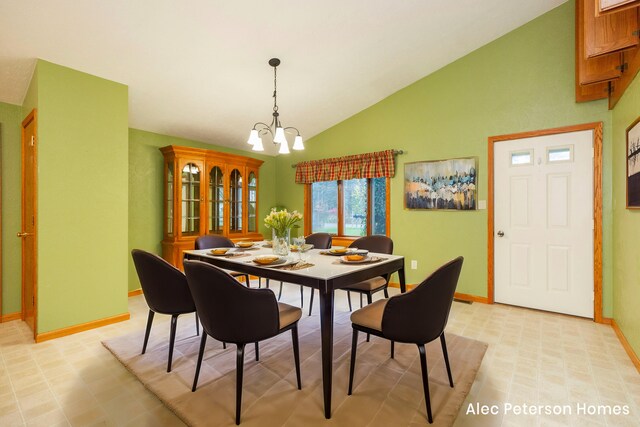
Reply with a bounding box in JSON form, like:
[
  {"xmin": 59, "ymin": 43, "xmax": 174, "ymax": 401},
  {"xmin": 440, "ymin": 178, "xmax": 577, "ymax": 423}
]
[
  {"xmin": 192, "ymin": 333, "xmax": 207, "ymax": 391},
  {"xmin": 223, "ymin": 342, "xmax": 227, "ymax": 349},
  {"xmin": 366, "ymin": 294, "xmax": 372, "ymax": 342},
  {"xmin": 308, "ymin": 289, "xmax": 314, "ymax": 316},
  {"xmin": 348, "ymin": 329, "xmax": 359, "ymax": 395},
  {"xmin": 300, "ymin": 285, "xmax": 304, "ymax": 308},
  {"xmin": 291, "ymin": 325, "xmax": 302, "ymax": 390},
  {"xmin": 255, "ymin": 342, "xmax": 260, "ymax": 362},
  {"xmin": 265, "ymin": 278, "xmax": 270, "ymax": 289},
  {"xmin": 417, "ymin": 344, "xmax": 433, "ymax": 424},
  {"xmin": 347, "ymin": 291, "xmax": 352, "ymax": 312},
  {"xmin": 278, "ymin": 282, "xmax": 284, "ymax": 300},
  {"xmin": 440, "ymin": 333, "xmax": 454, "ymax": 388},
  {"xmin": 258, "ymin": 277, "xmax": 262, "ymax": 288},
  {"xmin": 360, "ymin": 293, "xmax": 363, "ymax": 308},
  {"xmin": 167, "ymin": 315, "xmax": 178, "ymax": 372},
  {"xmin": 236, "ymin": 344, "xmax": 246, "ymax": 425},
  {"xmin": 142, "ymin": 310, "xmax": 154, "ymax": 354},
  {"xmin": 391, "ymin": 341, "xmax": 395, "ymax": 359},
  {"xmin": 195, "ymin": 312, "xmax": 200, "ymax": 336},
  {"xmin": 384, "ymin": 287, "xmax": 389, "ymax": 298}
]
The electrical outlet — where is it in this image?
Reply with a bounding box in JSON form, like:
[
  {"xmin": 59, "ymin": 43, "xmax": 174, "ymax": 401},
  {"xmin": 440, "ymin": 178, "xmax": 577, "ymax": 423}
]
[{"xmin": 411, "ymin": 260, "xmax": 418, "ymax": 270}]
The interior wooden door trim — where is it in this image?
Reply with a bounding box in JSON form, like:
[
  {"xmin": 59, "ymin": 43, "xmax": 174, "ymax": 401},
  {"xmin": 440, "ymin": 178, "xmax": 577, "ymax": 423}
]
[
  {"xmin": 21, "ymin": 109, "xmax": 38, "ymax": 338},
  {"xmin": 487, "ymin": 122, "xmax": 603, "ymax": 323}
]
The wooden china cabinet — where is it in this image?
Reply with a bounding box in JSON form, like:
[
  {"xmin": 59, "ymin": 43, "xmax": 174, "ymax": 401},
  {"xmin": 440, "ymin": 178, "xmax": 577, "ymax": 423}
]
[{"xmin": 160, "ymin": 145, "xmax": 264, "ymax": 269}]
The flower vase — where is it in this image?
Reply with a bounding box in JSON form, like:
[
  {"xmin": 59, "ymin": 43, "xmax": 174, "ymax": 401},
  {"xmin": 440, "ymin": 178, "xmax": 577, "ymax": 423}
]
[{"xmin": 272, "ymin": 228, "xmax": 291, "ymax": 256}]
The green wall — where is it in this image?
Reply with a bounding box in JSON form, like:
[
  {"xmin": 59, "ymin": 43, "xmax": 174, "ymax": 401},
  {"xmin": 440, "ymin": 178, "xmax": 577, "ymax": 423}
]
[
  {"xmin": 128, "ymin": 129, "xmax": 277, "ymax": 291},
  {"xmin": 611, "ymin": 74, "xmax": 640, "ymax": 355},
  {"xmin": 0, "ymin": 101, "xmax": 23, "ymax": 315},
  {"xmin": 30, "ymin": 60, "xmax": 129, "ymax": 333},
  {"xmin": 276, "ymin": 0, "xmax": 614, "ymax": 316}
]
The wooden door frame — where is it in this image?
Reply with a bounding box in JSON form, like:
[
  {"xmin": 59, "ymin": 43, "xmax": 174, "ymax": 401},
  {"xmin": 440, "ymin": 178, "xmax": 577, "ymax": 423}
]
[
  {"xmin": 21, "ymin": 109, "xmax": 38, "ymax": 337},
  {"xmin": 488, "ymin": 122, "xmax": 603, "ymax": 323}
]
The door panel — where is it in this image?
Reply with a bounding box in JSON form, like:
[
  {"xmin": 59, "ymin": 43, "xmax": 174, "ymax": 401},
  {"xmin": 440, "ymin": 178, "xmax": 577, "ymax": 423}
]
[{"xmin": 494, "ymin": 130, "xmax": 594, "ymax": 318}]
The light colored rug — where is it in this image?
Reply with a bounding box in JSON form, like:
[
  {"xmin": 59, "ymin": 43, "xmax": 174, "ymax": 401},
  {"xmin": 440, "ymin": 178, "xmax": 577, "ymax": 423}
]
[{"xmin": 103, "ymin": 311, "xmax": 487, "ymax": 426}]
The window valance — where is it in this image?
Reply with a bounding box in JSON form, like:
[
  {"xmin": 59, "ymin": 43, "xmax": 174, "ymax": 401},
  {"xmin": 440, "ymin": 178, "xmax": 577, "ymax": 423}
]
[{"xmin": 294, "ymin": 149, "xmax": 395, "ymax": 184}]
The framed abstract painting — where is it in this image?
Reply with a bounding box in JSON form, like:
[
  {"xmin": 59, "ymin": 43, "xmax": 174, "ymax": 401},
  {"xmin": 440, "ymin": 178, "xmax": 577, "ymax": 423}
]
[
  {"xmin": 627, "ymin": 116, "xmax": 640, "ymax": 208},
  {"xmin": 404, "ymin": 157, "xmax": 477, "ymax": 210}
]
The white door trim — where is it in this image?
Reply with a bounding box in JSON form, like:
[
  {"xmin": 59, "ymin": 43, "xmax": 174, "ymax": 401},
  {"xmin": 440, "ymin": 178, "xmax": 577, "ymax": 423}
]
[{"xmin": 488, "ymin": 122, "xmax": 604, "ymax": 323}]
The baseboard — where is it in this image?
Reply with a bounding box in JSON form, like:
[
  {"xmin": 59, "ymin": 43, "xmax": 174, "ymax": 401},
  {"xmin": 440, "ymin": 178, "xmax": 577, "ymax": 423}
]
[
  {"xmin": 453, "ymin": 292, "xmax": 490, "ymax": 304},
  {"xmin": 611, "ymin": 319, "xmax": 640, "ymax": 374},
  {"xmin": 600, "ymin": 316, "xmax": 613, "ymax": 325},
  {"xmin": 128, "ymin": 289, "xmax": 143, "ymax": 297},
  {"xmin": 0, "ymin": 312, "xmax": 21, "ymax": 323},
  {"xmin": 388, "ymin": 282, "xmax": 417, "ymax": 291},
  {"xmin": 35, "ymin": 312, "xmax": 130, "ymax": 343}
]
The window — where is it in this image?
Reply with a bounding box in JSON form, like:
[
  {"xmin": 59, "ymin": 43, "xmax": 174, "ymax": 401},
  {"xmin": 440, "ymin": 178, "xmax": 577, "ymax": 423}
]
[{"xmin": 307, "ymin": 178, "xmax": 389, "ymax": 237}]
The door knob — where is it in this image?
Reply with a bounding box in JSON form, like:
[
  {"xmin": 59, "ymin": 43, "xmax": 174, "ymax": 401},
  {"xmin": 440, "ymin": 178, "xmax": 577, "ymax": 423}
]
[
  {"xmin": 497, "ymin": 230, "xmax": 505, "ymax": 237},
  {"xmin": 17, "ymin": 231, "xmax": 33, "ymax": 237}
]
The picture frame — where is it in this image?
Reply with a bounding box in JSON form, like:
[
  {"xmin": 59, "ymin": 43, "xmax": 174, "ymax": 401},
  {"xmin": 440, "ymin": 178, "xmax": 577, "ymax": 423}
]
[
  {"xmin": 404, "ymin": 157, "xmax": 477, "ymax": 210},
  {"xmin": 627, "ymin": 116, "xmax": 640, "ymax": 209}
]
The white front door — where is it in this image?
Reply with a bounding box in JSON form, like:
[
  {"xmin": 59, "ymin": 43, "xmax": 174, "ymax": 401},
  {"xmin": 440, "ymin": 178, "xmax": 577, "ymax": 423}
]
[{"xmin": 494, "ymin": 130, "xmax": 594, "ymax": 318}]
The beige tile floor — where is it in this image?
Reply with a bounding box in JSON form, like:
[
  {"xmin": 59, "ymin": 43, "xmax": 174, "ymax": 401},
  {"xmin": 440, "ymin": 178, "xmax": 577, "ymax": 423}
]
[{"xmin": 1, "ymin": 282, "xmax": 639, "ymax": 426}]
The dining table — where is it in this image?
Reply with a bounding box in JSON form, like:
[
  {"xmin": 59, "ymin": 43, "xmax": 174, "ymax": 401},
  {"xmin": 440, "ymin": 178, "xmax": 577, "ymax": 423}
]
[{"xmin": 183, "ymin": 243, "xmax": 406, "ymax": 419}]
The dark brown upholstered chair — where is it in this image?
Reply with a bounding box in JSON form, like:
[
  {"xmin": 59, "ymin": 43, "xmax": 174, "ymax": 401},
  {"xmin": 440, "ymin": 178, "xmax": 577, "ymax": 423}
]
[
  {"xmin": 343, "ymin": 235, "xmax": 394, "ymax": 312},
  {"xmin": 195, "ymin": 235, "xmax": 251, "ymax": 286},
  {"xmin": 347, "ymin": 257, "xmax": 464, "ymax": 424},
  {"xmin": 131, "ymin": 249, "xmax": 199, "ymax": 373},
  {"xmin": 184, "ymin": 260, "xmax": 303, "ymax": 425}
]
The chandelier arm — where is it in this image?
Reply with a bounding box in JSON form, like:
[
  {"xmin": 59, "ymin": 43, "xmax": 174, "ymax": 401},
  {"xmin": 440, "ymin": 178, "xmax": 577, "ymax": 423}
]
[{"xmin": 283, "ymin": 126, "xmax": 301, "ymax": 135}]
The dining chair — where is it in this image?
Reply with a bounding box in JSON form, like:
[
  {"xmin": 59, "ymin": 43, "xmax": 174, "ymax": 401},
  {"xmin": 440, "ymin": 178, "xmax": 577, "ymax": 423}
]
[
  {"xmin": 347, "ymin": 256, "xmax": 464, "ymax": 424},
  {"xmin": 131, "ymin": 249, "xmax": 199, "ymax": 373},
  {"xmin": 195, "ymin": 235, "xmax": 251, "ymax": 286},
  {"xmin": 343, "ymin": 235, "xmax": 394, "ymax": 313},
  {"xmin": 184, "ymin": 260, "xmax": 303, "ymax": 425},
  {"xmin": 266, "ymin": 232, "xmax": 332, "ymax": 315}
]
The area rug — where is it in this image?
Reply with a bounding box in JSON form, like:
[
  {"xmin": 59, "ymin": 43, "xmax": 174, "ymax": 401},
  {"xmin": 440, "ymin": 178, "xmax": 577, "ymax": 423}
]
[{"xmin": 103, "ymin": 311, "xmax": 487, "ymax": 426}]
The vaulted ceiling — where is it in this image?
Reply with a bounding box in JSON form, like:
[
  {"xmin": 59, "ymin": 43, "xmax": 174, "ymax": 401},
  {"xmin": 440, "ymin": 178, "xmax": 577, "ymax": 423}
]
[{"xmin": 0, "ymin": 0, "xmax": 567, "ymax": 154}]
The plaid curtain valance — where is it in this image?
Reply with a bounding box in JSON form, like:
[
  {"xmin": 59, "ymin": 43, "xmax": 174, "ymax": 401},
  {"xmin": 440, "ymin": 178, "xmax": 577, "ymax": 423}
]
[{"xmin": 295, "ymin": 149, "xmax": 395, "ymax": 184}]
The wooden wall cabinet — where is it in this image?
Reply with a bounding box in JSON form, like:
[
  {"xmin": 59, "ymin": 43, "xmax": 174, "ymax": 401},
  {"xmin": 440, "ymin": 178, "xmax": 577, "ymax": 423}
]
[
  {"xmin": 576, "ymin": 0, "xmax": 640, "ymax": 105},
  {"xmin": 160, "ymin": 145, "xmax": 264, "ymax": 269}
]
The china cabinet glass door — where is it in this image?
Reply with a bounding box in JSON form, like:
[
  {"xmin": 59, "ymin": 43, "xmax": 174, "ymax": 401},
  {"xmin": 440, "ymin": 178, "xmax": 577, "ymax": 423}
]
[
  {"xmin": 181, "ymin": 162, "xmax": 201, "ymax": 235},
  {"xmin": 167, "ymin": 163, "xmax": 174, "ymax": 236},
  {"xmin": 208, "ymin": 166, "xmax": 224, "ymax": 234},
  {"xmin": 248, "ymin": 171, "xmax": 257, "ymax": 232},
  {"xmin": 229, "ymin": 168, "xmax": 243, "ymax": 234}
]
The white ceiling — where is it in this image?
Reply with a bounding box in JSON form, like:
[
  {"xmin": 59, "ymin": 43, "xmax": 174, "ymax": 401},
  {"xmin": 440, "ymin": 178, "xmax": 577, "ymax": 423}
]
[{"xmin": 0, "ymin": 0, "xmax": 567, "ymax": 155}]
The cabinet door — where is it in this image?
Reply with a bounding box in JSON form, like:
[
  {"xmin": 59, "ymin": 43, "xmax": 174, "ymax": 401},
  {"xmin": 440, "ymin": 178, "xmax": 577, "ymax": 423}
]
[
  {"xmin": 584, "ymin": 0, "xmax": 639, "ymax": 58},
  {"xmin": 577, "ymin": 0, "xmax": 624, "ymax": 88},
  {"xmin": 247, "ymin": 169, "xmax": 259, "ymax": 234},
  {"xmin": 227, "ymin": 164, "xmax": 245, "ymax": 236},
  {"xmin": 164, "ymin": 160, "xmax": 176, "ymax": 238},
  {"xmin": 609, "ymin": 43, "xmax": 640, "ymax": 107},
  {"xmin": 206, "ymin": 164, "xmax": 225, "ymax": 235},
  {"xmin": 597, "ymin": 0, "xmax": 640, "ymax": 15},
  {"xmin": 179, "ymin": 160, "xmax": 205, "ymax": 236}
]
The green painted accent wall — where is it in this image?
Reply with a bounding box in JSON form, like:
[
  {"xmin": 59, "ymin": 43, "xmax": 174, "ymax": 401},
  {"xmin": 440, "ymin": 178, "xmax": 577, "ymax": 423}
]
[
  {"xmin": 0, "ymin": 101, "xmax": 23, "ymax": 315},
  {"xmin": 128, "ymin": 129, "xmax": 277, "ymax": 291},
  {"xmin": 33, "ymin": 60, "xmax": 129, "ymax": 333},
  {"xmin": 276, "ymin": 0, "xmax": 614, "ymax": 316},
  {"xmin": 611, "ymin": 73, "xmax": 640, "ymax": 355}
]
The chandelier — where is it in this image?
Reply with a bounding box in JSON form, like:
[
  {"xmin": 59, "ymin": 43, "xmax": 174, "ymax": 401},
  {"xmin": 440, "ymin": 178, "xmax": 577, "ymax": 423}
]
[{"xmin": 247, "ymin": 58, "xmax": 304, "ymax": 154}]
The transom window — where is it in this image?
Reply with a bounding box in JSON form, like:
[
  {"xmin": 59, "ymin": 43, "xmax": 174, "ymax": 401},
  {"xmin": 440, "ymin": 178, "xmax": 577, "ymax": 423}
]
[{"xmin": 308, "ymin": 178, "xmax": 389, "ymax": 237}]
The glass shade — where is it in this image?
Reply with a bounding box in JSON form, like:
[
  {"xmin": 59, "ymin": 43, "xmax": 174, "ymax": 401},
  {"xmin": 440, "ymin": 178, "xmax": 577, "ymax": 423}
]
[
  {"xmin": 278, "ymin": 140, "xmax": 290, "ymax": 154},
  {"xmin": 273, "ymin": 127, "xmax": 287, "ymax": 144},
  {"xmin": 292, "ymin": 135, "xmax": 304, "ymax": 150},
  {"xmin": 252, "ymin": 137, "xmax": 264, "ymax": 151},
  {"xmin": 247, "ymin": 129, "xmax": 259, "ymax": 145}
]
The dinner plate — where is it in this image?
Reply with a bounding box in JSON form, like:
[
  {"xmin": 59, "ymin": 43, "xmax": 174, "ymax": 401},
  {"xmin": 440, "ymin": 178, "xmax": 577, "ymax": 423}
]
[
  {"xmin": 209, "ymin": 248, "xmax": 240, "ymax": 256},
  {"xmin": 252, "ymin": 256, "xmax": 297, "ymax": 268},
  {"xmin": 326, "ymin": 249, "xmax": 368, "ymax": 256},
  {"xmin": 290, "ymin": 244, "xmax": 314, "ymax": 252},
  {"xmin": 339, "ymin": 255, "xmax": 372, "ymax": 264}
]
